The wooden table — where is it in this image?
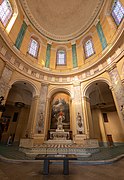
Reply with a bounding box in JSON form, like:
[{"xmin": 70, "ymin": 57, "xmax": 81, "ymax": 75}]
[{"xmin": 35, "ymin": 154, "xmax": 77, "ymax": 175}]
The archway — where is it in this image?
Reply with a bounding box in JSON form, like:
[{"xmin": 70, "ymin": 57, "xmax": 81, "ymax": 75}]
[
  {"xmin": 46, "ymin": 89, "xmax": 72, "ymax": 141},
  {"xmin": 0, "ymin": 80, "xmax": 36, "ymax": 144},
  {"xmin": 84, "ymin": 80, "xmax": 123, "ymax": 146}
]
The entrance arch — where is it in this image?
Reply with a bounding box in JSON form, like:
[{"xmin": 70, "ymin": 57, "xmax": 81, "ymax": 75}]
[
  {"xmin": 0, "ymin": 80, "xmax": 37, "ymax": 144},
  {"xmin": 83, "ymin": 80, "xmax": 123, "ymax": 146}
]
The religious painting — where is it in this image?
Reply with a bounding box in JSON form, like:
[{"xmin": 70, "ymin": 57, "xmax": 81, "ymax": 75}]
[{"xmin": 50, "ymin": 93, "xmax": 70, "ymax": 130}]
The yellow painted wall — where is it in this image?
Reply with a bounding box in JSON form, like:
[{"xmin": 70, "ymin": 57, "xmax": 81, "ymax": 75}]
[
  {"xmin": 3, "ymin": 0, "xmax": 122, "ymax": 71},
  {"xmin": 91, "ymin": 109, "xmax": 102, "ymax": 141},
  {"xmin": 8, "ymin": 3, "xmax": 24, "ymax": 44},
  {"xmin": 104, "ymin": 112, "xmax": 124, "ymax": 142}
]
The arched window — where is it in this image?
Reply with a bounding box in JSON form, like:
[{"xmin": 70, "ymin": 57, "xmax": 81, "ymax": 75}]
[
  {"xmin": 112, "ymin": 0, "xmax": 124, "ymax": 26},
  {"xmin": 0, "ymin": 0, "xmax": 12, "ymax": 26},
  {"xmin": 56, "ymin": 49, "xmax": 66, "ymax": 65},
  {"xmin": 84, "ymin": 39, "xmax": 95, "ymax": 58},
  {"xmin": 28, "ymin": 37, "xmax": 39, "ymax": 58}
]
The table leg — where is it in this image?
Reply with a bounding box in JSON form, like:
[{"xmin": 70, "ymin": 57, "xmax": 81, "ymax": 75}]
[
  {"xmin": 43, "ymin": 159, "xmax": 49, "ymax": 175},
  {"xmin": 63, "ymin": 159, "xmax": 69, "ymax": 175}
]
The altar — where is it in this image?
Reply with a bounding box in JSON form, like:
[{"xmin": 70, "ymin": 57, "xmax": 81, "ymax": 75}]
[
  {"xmin": 49, "ymin": 111, "xmax": 70, "ymax": 141},
  {"xmin": 50, "ymin": 131, "xmax": 70, "ymax": 140}
]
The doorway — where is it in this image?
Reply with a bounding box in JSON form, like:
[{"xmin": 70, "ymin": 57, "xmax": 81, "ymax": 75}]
[{"xmin": 107, "ymin": 134, "xmax": 113, "ymax": 146}]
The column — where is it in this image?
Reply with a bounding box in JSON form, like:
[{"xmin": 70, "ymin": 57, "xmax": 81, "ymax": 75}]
[
  {"xmin": 72, "ymin": 42, "xmax": 78, "ymax": 68},
  {"xmin": 82, "ymin": 96, "xmax": 90, "ymax": 138},
  {"xmin": 45, "ymin": 43, "xmax": 52, "ymax": 68},
  {"xmin": 96, "ymin": 21, "xmax": 107, "ymax": 50},
  {"xmin": 44, "ymin": 97, "xmax": 51, "ymax": 140},
  {"xmin": 26, "ymin": 95, "xmax": 39, "ymax": 138},
  {"xmin": 97, "ymin": 109, "xmax": 108, "ymax": 146},
  {"xmin": 71, "ymin": 97, "xmax": 76, "ymax": 138},
  {"xmin": 105, "ymin": 13, "xmax": 117, "ymax": 32},
  {"xmin": 72, "ymin": 81, "xmax": 88, "ymax": 144},
  {"xmin": 107, "ymin": 64, "xmax": 124, "ymax": 131},
  {"xmin": 0, "ymin": 66, "xmax": 13, "ymax": 97},
  {"xmin": 15, "ymin": 21, "xmax": 27, "ymax": 49},
  {"xmin": 73, "ymin": 82, "xmax": 84, "ymax": 134}
]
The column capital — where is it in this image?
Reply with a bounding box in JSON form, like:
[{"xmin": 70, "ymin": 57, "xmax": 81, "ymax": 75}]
[
  {"xmin": 106, "ymin": 62, "xmax": 117, "ymax": 73},
  {"xmin": 109, "ymin": 85, "xmax": 114, "ymax": 91},
  {"xmin": 47, "ymin": 40, "xmax": 52, "ymax": 45},
  {"xmin": 73, "ymin": 81, "xmax": 81, "ymax": 87},
  {"xmin": 71, "ymin": 40, "xmax": 76, "ymax": 45},
  {"xmin": 5, "ymin": 64, "xmax": 15, "ymax": 72},
  {"xmin": 94, "ymin": 18, "xmax": 100, "ymax": 26},
  {"xmin": 33, "ymin": 95, "xmax": 39, "ymax": 100},
  {"xmin": 82, "ymin": 96, "xmax": 90, "ymax": 102},
  {"xmin": 24, "ymin": 16, "xmax": 30, "ymax": 26}
]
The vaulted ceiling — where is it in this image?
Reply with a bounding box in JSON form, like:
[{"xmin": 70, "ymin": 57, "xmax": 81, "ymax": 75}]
[{"xmin": 20, "ymin": 0, "xmax": 104, "ymax": 41}]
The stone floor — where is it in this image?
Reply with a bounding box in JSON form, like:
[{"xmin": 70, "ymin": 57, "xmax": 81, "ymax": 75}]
[
  {"xmin": 0, "ymin": 144, "xmax": 124, "ymax": 179},
  {"xmin": 0, "ymin": 143, "xmax": 124, "ymax": 161},
  {"xmin": 0, "ymin": 159, "xmax": 124, "ymax": 180}
]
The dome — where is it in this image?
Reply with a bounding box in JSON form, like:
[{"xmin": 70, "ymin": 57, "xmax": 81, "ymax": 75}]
[{"xmin": 20, "ymin": 0, "xmax": 104, "ymax": 42}]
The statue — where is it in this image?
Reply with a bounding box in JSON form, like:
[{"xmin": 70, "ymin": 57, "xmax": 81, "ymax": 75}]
[
  {"xmin": 57, "ymin": 111, "xmax": 65, "ymax": 131},
  {"xmin": 38, "ymin": 112, "xmax": 43, "ymax": 133},
  {"xmin": 77, "ymin": 112, "xmax": 83, "ymax": 134}
]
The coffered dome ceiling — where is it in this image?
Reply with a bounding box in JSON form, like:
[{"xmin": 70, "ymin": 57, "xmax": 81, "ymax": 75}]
[{"xmin": 20, "ymin": 0, "xmax": 104, "ymax": 42}]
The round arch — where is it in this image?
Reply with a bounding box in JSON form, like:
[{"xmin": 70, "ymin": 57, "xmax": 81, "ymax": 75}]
[
  {"xmin": 9, "ymin": 78, "xmax": 40, "ymax": 97},
  {"xmin": 47, "ymin": 87, "xmax": 73, "ymax": 100},
  {"xmin": 82, "ymin": 78, "xmax": 111, "ymax": 98},
  {"xmin": 45, "ymin": 87, "xmax": 72, "ymax": 135}
]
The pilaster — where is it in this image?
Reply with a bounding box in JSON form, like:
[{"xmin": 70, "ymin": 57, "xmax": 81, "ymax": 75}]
[
  {"xmin": 26, "ymin": 95, "xmax": 39, "ymax": 138},
  {"xmin": 107, "ymin": 64, "xmax": 124, "ymax": 131}
]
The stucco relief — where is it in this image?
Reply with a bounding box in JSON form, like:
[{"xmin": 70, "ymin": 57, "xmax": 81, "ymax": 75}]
[
  {"xmin": 0, "ymin": 67, "xmax": 12, "ymax": 97},
  {"xmin": 35, "ymin": 84, "xmax": 48, "ymax": 134}
]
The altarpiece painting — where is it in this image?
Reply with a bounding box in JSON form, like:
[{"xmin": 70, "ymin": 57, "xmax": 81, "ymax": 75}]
[{"xmin": 50, "ymin": 93, "xmax": 70, "ymax": 130}]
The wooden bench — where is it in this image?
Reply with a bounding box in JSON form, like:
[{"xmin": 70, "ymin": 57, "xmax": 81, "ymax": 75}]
[{"xmin": 35, "ymin": 154, "xmax": 77, "ymax": 175}]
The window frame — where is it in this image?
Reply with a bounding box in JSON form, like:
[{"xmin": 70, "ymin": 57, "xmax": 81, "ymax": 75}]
[
  {"xmin": 111, "ymin": 0, "xmax": 124, "ymax": 26},
  {"xmin": 28, "ymin": 37, "xmax": 40, "ymax": 59},
  {"xmin": 56, "ymin": 48, "xmax": 66, "ymax": 66},
  {"xmin": 0, "ymin": 0, "xmax": 13, "ymax": 27},
  {"xmin": 83, "ymin": 38, "xmax": 95, "ymax": 59}
]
